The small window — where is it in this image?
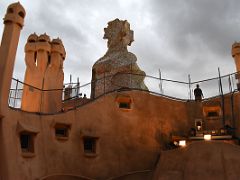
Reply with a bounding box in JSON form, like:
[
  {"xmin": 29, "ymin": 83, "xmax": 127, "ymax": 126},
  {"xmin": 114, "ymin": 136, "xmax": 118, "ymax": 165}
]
[
  {"xmin": 55, "ymin": 128, "xmax": 68, "ymax": 137},
  {"xmin": 20, "ymin": 132, "xmax": 34, "ymax": 153},
  {"xmin": 54, "ymin": 123, "xmax": 70, "ymax": 140},
  {"xmin": 83, "ymin": 137, "xmax": 97, "ymax": 154},
  {"xmin": 119, "ymin": 102, "xmax": 130, "ymax": 109},
  {"xmin": 203, "ymin": 106, "xmax": 221, "ymax": 119}
]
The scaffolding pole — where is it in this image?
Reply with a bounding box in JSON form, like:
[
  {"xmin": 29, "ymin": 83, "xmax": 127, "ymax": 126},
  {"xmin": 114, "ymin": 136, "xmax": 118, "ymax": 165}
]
[
  {"xmin": 218, "ymin": 67, "xmax": 225, "ymax": 127},
  {"xmin": 13, "ymin": 79, "xmax": 19, "ymax": 108},
  {"xmin": 188, "ymin": 74, "xmax": 191, "ymax": 100},
  {"xmin": 159, "ymin": 69, "xmax": 163, "ymax": 94}
]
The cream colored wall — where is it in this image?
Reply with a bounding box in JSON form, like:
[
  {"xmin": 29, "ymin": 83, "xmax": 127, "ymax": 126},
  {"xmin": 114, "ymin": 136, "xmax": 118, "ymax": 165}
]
[
  {"xmin": 2, "ymin": 90, "xmax": 240, "ymax": 180},
  {"xmin": 2, "ymin": 91, "xmax": 190, "ymax": 180}
]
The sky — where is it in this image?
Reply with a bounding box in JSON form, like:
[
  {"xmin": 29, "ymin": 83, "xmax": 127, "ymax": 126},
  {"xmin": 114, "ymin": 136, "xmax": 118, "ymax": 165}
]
[{"xmin": 1, "ymin": 0, "xmax": 240, "ymax": 98}]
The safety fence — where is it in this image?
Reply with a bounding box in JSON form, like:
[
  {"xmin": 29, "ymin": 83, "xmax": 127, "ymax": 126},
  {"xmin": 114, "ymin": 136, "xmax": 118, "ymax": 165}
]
[{"xmin": 8, "ymin": 71, "xmax": 239, "ymax": 109}]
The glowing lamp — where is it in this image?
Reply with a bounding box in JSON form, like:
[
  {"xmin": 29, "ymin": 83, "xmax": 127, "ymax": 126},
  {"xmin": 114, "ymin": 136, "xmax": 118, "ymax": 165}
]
[
  {"xmin": 204, "ymin": 134, "xmax": 211, "ymax": 141},
  {"xmin": 173, "ymin": 141, "xmax": 178, "ymax": 146},
  {"xmin": 179, "ymin": 140, "xmax": 186, "ymax": 147}
]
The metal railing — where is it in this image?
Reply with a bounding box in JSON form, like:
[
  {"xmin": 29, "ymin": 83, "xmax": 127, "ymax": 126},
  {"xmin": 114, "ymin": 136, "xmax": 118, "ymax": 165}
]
[{"xmin": 8, "ymin": 71, "xmax": 239, "ymax": 110}]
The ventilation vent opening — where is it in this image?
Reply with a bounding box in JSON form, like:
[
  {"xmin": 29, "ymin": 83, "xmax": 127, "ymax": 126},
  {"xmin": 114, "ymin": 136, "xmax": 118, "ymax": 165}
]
[
  {"xmin": 18, "ymin": 11, "xmax": 25, "ymax": 18},
  {"xmin": 48, "ymin": 54, "xmax": 51, "ymax": 66},
  {"xmin": 203, "ymin": 106, "xmax": 221, "ymax": 119},
  {"xmin": 7, "ymin": 8, "xmax": 13, "ymax": 13},
  {"xmin": 28, "ymin": 39, "xmax": 36, "ymax": 43},
  {"xmin": 39, "ymin": 39, "xmax": 46, "ymax": 42},
  {"xmin": 115, "ymin": 94, "xmax": 132, "ymax": 110}
]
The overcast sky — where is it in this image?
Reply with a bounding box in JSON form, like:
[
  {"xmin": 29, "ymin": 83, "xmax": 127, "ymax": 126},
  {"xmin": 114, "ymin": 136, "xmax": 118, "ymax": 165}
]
[{"xmin": 1, "ymin": 0, "xmax": 240, "ymax": 98}]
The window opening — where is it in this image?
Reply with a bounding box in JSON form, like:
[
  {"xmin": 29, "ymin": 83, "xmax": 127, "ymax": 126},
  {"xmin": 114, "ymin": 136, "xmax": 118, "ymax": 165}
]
[
  {"xmin": 83, "ymin": 137, "xmax": 97, "ymax": 154},
  {"xmin": 55, "ymin": 128, "xmax": 68, "ymax": 137},
  {"xmin": 119, "ymin": 102, "xmax": 130, "ymax": 109},
  {"xmin": 20, "ymin": 132, "xmax": 34, "ymax": 153},
  {"xmin": 54, "ymin": 123, "xmax": 70, "ymax": 140}
]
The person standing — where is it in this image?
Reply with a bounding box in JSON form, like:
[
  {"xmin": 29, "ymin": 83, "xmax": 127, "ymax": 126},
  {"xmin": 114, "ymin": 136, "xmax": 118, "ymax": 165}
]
[{"xmin": 194, "ymin": 84, "xmax": 204, "ymax": 101}]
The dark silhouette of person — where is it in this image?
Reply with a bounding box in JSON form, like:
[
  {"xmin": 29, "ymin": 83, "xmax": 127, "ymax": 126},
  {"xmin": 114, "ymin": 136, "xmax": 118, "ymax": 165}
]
[{"xmin": 194, "ymin": 84, "xmax": 203, "ymax": 101}]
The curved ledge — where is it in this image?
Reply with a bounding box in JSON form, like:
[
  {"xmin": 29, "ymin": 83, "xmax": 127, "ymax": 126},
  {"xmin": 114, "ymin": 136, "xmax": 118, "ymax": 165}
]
[
  {"xmin": 106, "ymin": 169, "xmax": 153, "ymax": 180},
  {"xmin": 38, "ymin": 173, "xmax": 95, "ymax": 180}
]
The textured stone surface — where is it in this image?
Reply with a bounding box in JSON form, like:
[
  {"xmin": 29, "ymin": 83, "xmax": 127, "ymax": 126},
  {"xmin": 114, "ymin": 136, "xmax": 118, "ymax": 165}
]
[
  {"xmin": 21, "ymin": 33, "xmax": 66, "ymax": 113},
  {"xmin": 91, "ymin": 19, "xmax": 148, "ymax": 98}
]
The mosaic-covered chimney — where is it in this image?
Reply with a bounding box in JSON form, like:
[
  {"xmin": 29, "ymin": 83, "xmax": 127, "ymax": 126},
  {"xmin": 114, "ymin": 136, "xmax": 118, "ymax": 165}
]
[{"xmin": 91, "ymin": 19, "xmax": 148, "ymax": 98}]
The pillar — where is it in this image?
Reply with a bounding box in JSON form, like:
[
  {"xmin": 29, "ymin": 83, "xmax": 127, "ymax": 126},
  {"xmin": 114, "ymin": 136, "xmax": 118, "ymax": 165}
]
[
  {"xmin": 0, "ymin": 3, "xmax": 25, "ymax": 179},
  {"xmin": 0, "ymin": 2, "xmax": 25, "ymax": 114}
]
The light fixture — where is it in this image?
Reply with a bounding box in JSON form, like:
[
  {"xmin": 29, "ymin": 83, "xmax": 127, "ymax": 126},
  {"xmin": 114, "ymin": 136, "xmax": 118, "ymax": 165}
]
[
  {"xmin": 179, "ymin": 140, "xmax": 186, "ymax": 147},
  {"xmin": 204, "ymin": 134, "xmax": 211, "ymax": 141},
  {"xmin": 173, "ymin": 141, "xmax": 178, "ymax": 146}
]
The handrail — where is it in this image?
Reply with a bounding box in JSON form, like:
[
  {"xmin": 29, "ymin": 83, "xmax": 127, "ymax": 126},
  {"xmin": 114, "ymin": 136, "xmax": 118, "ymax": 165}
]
[
  {"xmin": 8, "ymin": 71, "xmax": 240, "ymax": 111},
  {"xmin": 11, "ymin": 71, "xmax": 239, "ymax": 91}
]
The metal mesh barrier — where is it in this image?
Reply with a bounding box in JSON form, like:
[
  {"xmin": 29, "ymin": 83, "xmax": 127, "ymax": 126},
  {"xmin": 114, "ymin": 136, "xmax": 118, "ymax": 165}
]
[{"xmin": 9, "ymin": 79, "xmax": 24, "ymax": 108}]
